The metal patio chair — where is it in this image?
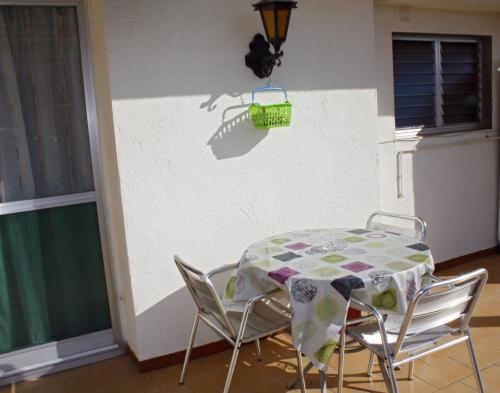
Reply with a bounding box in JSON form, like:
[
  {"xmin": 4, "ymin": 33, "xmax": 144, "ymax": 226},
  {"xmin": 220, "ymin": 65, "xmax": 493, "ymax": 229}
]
[
  {"xmin": 338, "ymin": 268, "xmax": 488, "ymax": 393},
  {"xmin": 366, "ymin": 211, "xmax": 427, "ymax": 242},
  {"xmin": 174, "ymin": 255, "xmax": 302, "ymax": 393},
  {"xmin": 364, "ymin": 211, "xmax": 427, "ymax": 375}
]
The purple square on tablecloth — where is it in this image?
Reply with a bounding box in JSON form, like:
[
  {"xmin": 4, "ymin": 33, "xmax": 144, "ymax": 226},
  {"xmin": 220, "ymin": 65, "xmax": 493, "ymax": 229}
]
[
  {"xmin": 341, "ymin": 261, "xmax": 373, "ymax": 273},
  {"xmin": 268, "ymin": 267, "xmax": 300, "ymax": 285},
  {"xmin": 286, "ymin": 242, "xmax": 311, "ymax": 250}
]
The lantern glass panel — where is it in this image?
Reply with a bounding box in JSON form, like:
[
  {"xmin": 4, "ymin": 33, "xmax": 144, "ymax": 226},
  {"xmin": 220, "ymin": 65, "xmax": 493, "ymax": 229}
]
[
  {"xmin": 277, "ymin": 8, "xmax": 290, "ymax": 40},
  {"xmin": 261, "ymin": 8, "xmax": 276, "ymax": 40}
]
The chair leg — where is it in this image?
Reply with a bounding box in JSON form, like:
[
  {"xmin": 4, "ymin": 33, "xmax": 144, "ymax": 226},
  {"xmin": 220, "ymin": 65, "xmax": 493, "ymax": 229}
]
[
  {"xmin": 407, "ymin": 360, "xmax": 415, "ymax": 380},
  {"xmin": 255, "ymin": 339, "xmax": 262, "ymax": 361},
  {"xmin": 386, "ymin": 357, "xmax": 400, "ymax": 393},
  {"xmin": 288, "ymin": 361, "xmax": 314, "ymax": 389},
  {"xmin": 338, "ymin": 329, "xmax": 346, "ymax": 393},
  {"xmin": 319, "ymin": 371, "xmax": 327, "ymax": 393},
  {"xmin": 377, "ymin": 356, "xmax": 398, "ymax": 393},
  {"xmin": 180, "ymin": 313, "xmax": 200, "ymax": 384},
  {"xmin": 223, "ymin": 305, "xmax": 253, "ymax": 393},
  {"xmin": 367, "ymin": 352, "xmax": 375, "ymax": 376},
  {"xmin": 377, "ymin": 356, "xmax": 392, "ymax": 392},
  {"xmin": 223, "ymin": 339, "xmax": 242, "ymax": 393},
  {"xmin": 296, "ymin": 349, "xmax": 307, "ymax": 393},
  {"xmin": 466, "ymin": 331, "xmax": 485, "ymax": 393}
]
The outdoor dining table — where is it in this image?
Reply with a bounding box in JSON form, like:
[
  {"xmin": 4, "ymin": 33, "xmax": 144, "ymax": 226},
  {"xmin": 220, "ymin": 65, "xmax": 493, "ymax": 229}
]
[{"xmin": 223, "ymin": 227, "xmax": 435, "ymax": 373}]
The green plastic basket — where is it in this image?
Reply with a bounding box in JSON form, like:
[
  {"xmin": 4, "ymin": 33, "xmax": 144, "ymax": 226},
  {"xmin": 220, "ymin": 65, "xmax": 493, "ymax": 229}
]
[{"xmin": 249, "ymin": 86, "xmax": 292, "ymax": 129}]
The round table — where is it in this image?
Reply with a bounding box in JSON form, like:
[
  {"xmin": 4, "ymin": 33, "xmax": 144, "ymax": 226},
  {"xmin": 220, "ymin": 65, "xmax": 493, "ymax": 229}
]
[{"xmin": 223, "ymin": 228, "xmax": 435, "ymax": 370}]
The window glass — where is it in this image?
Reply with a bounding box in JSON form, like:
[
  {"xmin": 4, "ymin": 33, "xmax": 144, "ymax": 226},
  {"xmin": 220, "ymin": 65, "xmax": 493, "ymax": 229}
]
[{"xmin": 393, "ymin": 35, "xmax": 487, "ymax": 136}]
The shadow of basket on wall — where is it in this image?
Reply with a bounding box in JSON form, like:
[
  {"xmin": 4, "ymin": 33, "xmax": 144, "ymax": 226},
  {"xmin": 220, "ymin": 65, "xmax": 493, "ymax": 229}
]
[{"xmin": 207, "ymin": 104, "xmax": 269, "ymax": 160}]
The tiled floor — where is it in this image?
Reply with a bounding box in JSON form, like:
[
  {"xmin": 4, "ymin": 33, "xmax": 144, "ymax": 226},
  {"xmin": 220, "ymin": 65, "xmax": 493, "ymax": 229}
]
[{"xmin": 2, "ymin": 255, "xmax": 500, "ymax": 393}]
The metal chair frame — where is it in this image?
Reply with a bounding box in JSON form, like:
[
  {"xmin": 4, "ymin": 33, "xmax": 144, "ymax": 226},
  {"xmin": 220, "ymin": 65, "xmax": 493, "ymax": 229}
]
[
  {"xmin": 366, "ymin": 211, "xmax": 427, "ymax": 242},
  {"xmin": 338, "ymin": 268, "xmax": 488, "ymax": 393},
  {"xmin": 364, "ymin": 211, "xmax": 427, "ymax": 376},
  {"xmin": 174, "ymin": 255, "xmax": 302, "ymax": 393}
]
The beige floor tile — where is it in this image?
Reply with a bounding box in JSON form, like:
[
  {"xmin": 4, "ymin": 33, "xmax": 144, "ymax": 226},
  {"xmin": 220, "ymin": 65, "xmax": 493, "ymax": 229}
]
[
  {"xmin": 478, "ymin": 334, "xmax": 500, "ymax": 352},
  {"xmin": 0, "ymin": 380, "xmax": 38, "ymax": 393},
  {"xmin": 149, "ymin": 365, "xmax": 183, "ymax": 391},
  {"xmin": 37, "ymin": 383, "xmax": 67, "ymax": 393},
  {"xmin": 329, "ymin": 345, "xmax": 372, "ymax": 373},
  {"xmin": 65, "ymin": 366, "xmax": 123, "ymax": 393},
  {"xmin": 98, "ymin": 374, "xmax": 153, "ymax": 393},
  {"xmin": 246, "ymin": 376, "xmax": 295, "ymax": 393},
  {"xmin": 157, "ymin": 386, "xmax": 193, "ymax": 393},
  {"xmin": 449, "ymin": 338, "xmax": 500, "ymax": 370},
  {"xmin": 340, "ymin": 373, "xmax": 436, "ymax": 393},
  {"xmin": 467, "ymin": 326, "xmax": 497, "ymax": 344},
  {"xmin": 239, "ymin": 358, "xmax": 298, "ymax": 383},
  {"xmin": 90, "ymin": 356, "xmax": 139, "ymax": 377},
  {"xmin": 435, "ymin": 381, "xmax": 477, "ymax": 393},
  {"xmin": 477, "ymin": 284, "xmax": 500, "ymax": 300},
  {"xmin": 178, "ymin": 358, "xmax": 251, "ymax": 393},
  {"xmin": 37, "ymin": 366, "xmax": 90, "ymax": 388},
  {"xmin": 461, "ymin": 363, "xmax": 500, "ymax": 391},
  {"xmin": 414, "ymin": 357, "xmax": 473, "ymax": 389}
]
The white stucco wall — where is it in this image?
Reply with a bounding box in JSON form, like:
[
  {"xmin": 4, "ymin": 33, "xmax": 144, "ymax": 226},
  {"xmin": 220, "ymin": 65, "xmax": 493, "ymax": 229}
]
[
  {"xmin": 97, "ymin": 0, "xmax": 500, "ymax": 361},
  {"xmin": 375, "ymin": 5, "xmax": 500, "ymax": 262},
  {"xmin": 103, "ymin": 0, "xmax": 380, "ymax": 360}
]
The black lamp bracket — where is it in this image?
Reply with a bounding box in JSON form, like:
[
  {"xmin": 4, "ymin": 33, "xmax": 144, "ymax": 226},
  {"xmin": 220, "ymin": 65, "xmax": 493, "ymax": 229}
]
[{"xmin": 245, "ymin": 34, "xmax": 283, "ymax": 79}]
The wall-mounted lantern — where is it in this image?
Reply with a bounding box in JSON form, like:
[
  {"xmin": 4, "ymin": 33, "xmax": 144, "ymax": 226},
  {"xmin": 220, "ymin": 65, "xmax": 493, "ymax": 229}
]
[{"xmin": 245, "ymin": 0, "xmax": 298, "ymax": 79}]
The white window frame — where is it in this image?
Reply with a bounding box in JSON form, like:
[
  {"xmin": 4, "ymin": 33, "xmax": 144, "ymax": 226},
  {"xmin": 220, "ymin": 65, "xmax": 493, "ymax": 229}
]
[{"xmin": 394, "ymin": 34, "xmax": 483, "ymax": 139}]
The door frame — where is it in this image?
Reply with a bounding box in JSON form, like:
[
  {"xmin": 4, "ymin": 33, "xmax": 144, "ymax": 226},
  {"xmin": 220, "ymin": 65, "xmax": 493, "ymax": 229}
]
[{"xmin": 0, "ymin": 0, "xmax": 123, "ymax": 381}]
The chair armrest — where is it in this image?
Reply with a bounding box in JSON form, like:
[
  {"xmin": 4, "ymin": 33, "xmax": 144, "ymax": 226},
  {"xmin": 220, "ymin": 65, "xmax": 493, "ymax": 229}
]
[
  {"xmin": 268, "ymin": 296, "xmax": 292, "ymax": 314},
  {"xmin": 421, "ymin": 273, "xmax": 459, "ymax": 290},
  {"xmin": 242, "ymin": 289, "xmax": 286, "ymax": 316},
  {"xmin": 422, "ymin": 273, "xmax": 442, "ymax": 282},
  {"xmin": 207, "ymin": 263, "xmax": 238, "ymax": 279}
]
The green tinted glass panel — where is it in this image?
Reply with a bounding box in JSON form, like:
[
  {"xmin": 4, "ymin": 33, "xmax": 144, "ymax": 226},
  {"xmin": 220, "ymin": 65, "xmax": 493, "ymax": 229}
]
[{"xmin": 0, "ymin": 202, "xmax": 111, "ymax": 354}]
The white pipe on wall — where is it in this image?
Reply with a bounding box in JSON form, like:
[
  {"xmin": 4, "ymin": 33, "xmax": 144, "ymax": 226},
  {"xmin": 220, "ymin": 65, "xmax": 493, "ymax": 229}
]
[{"xmin": 396, "ymin": 135, "xmax": 500, "ymax": 199}]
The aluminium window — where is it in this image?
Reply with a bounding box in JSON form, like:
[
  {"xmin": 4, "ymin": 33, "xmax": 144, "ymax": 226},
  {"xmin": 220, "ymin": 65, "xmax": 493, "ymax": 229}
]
[{"xmin": 393, "ymin": 34, "xmax": 492, "ymax": 137}]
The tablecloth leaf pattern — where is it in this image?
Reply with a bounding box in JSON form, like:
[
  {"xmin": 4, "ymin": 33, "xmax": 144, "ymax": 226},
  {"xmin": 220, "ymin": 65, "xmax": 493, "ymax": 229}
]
[{"xmin": 223, "ymin": 228, "xmax": 434, "ymax": 371}]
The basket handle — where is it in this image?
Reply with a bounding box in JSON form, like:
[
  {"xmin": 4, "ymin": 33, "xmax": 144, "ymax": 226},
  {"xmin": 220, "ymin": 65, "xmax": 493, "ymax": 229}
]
[{"xmin": 252, "ymin": 86, "xmax": 288, "ymax": 103}]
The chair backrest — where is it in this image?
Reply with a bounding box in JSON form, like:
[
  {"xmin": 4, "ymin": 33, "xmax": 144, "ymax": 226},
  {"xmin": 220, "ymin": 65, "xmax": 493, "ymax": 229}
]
[
  {"xmin": 393, "ymin": 268, "xmax": 488, "ymax": 357},
  {"xmin": 366, "ymin": 211, "xmax": 427, "ymax": 242},
  {"xmin": 174, "ymin": 255, "xmax": 237, "ymax": 337}
]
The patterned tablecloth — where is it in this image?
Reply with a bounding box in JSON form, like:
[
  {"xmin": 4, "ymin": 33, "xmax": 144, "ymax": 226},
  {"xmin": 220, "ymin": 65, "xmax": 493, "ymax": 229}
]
[{"xmin": 223, "ymin": 228, "xmax": 435, "ymax": 371}]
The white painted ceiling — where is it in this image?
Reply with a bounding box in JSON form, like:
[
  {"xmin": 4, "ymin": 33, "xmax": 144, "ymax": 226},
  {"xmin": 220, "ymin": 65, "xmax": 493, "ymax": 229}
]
[{"xmin": 375, "ymin": 0, "xmax": 500, "ymax": 13}]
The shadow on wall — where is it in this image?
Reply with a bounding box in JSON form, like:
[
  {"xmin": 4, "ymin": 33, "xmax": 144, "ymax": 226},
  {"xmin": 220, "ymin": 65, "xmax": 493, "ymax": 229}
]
[
  {"xmin": 200, "ymin": 91, "xmax": 245, "ymax": 113},
  {"xmin": 207, "ymin": 104, "xmax": 269, "ymax": 159},
  {"xmin": 135, "ymin": 286, "xmax": 222, "ymax": 360}
]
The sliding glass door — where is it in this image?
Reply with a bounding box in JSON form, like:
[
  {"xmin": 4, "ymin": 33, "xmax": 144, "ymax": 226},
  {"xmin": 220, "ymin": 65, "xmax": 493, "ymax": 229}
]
[{"xmin": 0, "ymin": 2, "xmax": 119, "ymax": 381}]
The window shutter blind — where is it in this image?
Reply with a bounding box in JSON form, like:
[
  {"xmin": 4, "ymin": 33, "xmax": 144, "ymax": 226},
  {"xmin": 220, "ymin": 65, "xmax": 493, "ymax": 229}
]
[
  {"xmin": 393, "ymin": 40, "xmax": 436, "ymax": 129},
  {"xmin": 440, "ymin": 42, "xmax": 480, "ymax": 125}
]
